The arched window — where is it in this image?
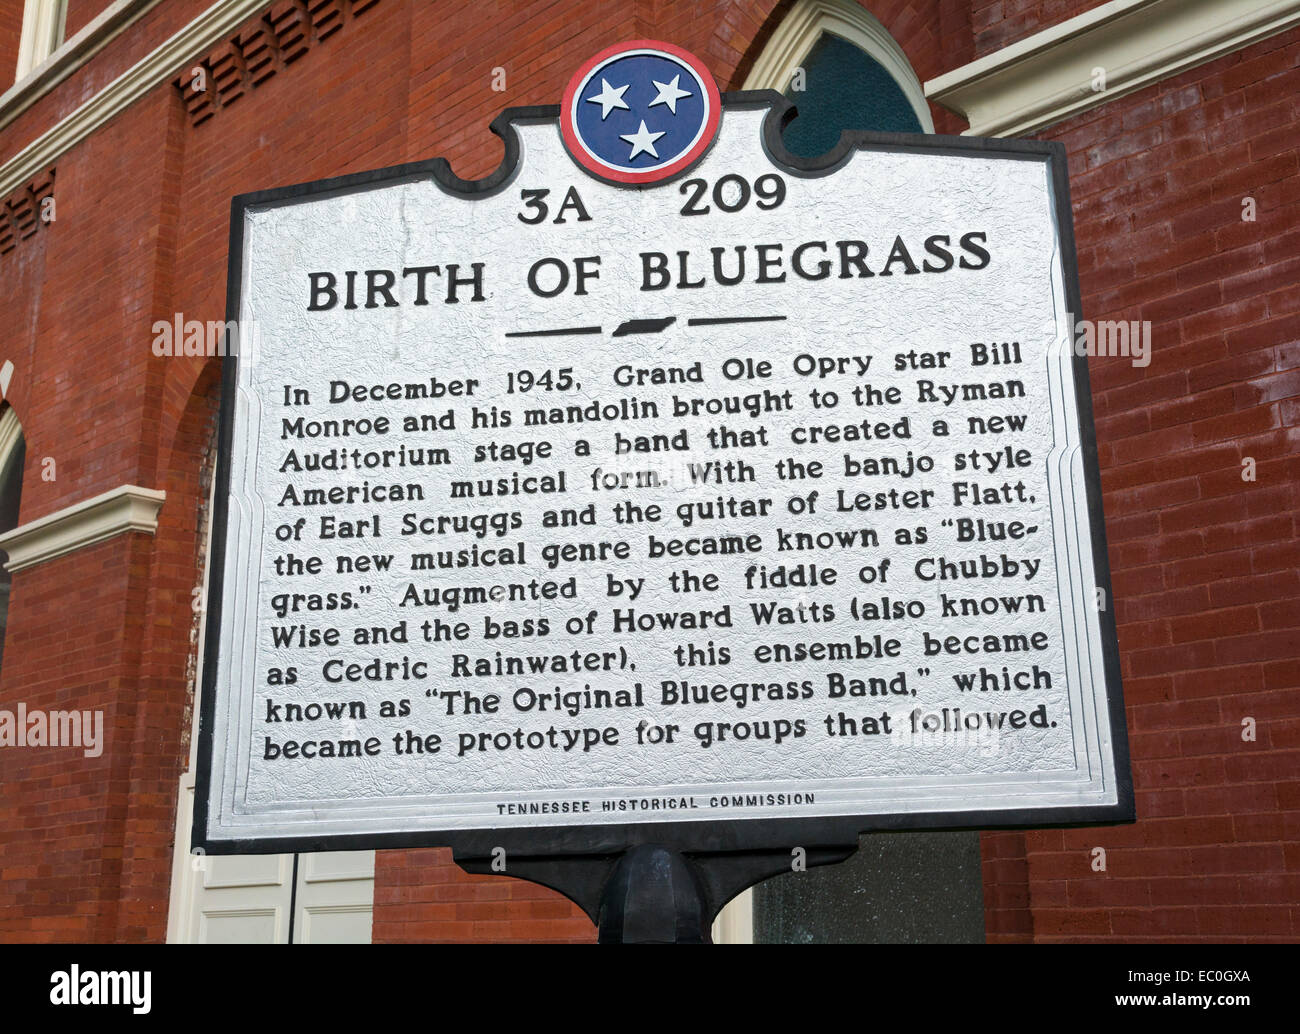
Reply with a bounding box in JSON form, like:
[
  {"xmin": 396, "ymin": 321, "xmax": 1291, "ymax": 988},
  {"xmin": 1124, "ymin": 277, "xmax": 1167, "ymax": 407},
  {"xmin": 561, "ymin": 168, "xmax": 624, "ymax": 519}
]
[
  {"xmin": 742, "ymin": 0, "xmax": 933, "ymax": 157},
  {"xmin": 0, "ymin": 407, "xmax": 26, "ymax": 673}
]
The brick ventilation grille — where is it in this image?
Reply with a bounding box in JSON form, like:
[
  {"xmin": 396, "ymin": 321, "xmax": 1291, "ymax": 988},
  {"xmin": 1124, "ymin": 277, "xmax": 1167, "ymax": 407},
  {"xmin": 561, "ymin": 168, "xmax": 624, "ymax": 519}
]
[
  {"xmin": 0, "ymin": 170, "xmax": 55, "ymax": 257},
  {"xmin": 172, "ymin": 0, "xmax": 381, "ymax": 126}
]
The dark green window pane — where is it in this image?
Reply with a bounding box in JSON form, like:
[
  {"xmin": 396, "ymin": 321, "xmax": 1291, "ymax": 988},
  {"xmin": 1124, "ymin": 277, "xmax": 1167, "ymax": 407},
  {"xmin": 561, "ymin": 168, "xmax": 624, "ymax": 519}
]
[{"xmin": 781, "ymin": 32, "xmax": 923, "ymax": 157}]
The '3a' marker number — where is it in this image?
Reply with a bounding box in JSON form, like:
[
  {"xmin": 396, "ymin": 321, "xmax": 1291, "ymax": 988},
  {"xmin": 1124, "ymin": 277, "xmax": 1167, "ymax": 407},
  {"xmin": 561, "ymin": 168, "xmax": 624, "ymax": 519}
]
[{"xmin": 518, "ymin": 186, "xmax": 593, "ymax": 224}]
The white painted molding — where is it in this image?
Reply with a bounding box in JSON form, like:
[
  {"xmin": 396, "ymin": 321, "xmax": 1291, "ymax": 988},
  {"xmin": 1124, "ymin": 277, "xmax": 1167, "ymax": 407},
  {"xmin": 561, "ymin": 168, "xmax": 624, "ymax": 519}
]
[
  {"xmin": 0, "ymin": 408, "xmax": 22, "ymax": 469},
  {"xmin": 926, "ymin": 0, "xmax": 1300, "ymax": 137},
  {"xmin": 0, "ymin": 0, "xmax": 268, "ymax": 200},
  {"xmin": 711, "ymin": 887, "xmax": 755, "ymax": 944},
  {"xmin": 2, "ymin": 1, "xmax": 161, "ymax": 134},
  {"xmin": 14, "ymin": 0, "xmax": 67, "ymax": 84},
  {"xmin": 742, "ymin": 0, "xmax": 935, "ymax": 132},
  {"xmin": 0, "ymin": 483, "xmax": 165, "ymax": 572},
  {"xmin": 165, "ymin": 772, "xmax": 198, "ymax": 944}
]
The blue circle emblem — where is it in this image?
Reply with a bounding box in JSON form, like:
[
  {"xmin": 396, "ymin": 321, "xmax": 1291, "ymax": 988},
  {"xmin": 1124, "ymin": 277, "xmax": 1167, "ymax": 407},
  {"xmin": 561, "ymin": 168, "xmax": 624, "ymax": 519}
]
[{"xmin": 561, "ymin": 42, "xmax": 721, "ymax": 185}]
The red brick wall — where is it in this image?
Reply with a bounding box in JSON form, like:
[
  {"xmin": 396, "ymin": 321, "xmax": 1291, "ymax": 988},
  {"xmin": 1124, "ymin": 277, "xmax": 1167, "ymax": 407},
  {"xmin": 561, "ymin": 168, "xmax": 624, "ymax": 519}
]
[
  {"xmin": 983, "ymin": 25, "xmax": 1300, "ymax": 943},
  {"xmin": 0, "ymin": 1, "xmax": 208, "ymax": 158},
  {"xmin": 372, "ymin": 849, "xmax": 597, "ymax": 944},
  {"xmin": 0, "ymin": 0, "xmax": 21, "ymax": 92},
  {"xmin": 0, "ymin": 537, "xmax": 153, "ymax": 941},
  {"xmin": 0, "ymin": 75, "xmax": 210, "ymax": 940},
  {"xmin": 971, "ymin": 0, "xmax": 1106, "ymax": 58},
  {"xmin": 64, "ymin": 0, "xmax": 116, "ymax": 39},
  {"xmin": 0, "ymin": 0, "xmax": 1296, "ymax": 944}
]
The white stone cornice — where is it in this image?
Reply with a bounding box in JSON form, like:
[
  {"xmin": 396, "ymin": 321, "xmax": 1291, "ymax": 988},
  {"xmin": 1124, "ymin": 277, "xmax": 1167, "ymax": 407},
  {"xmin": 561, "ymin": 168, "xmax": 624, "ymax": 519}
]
[
  {"xmin": 0, "ymin": 0, "xmax": 269, "ymax": 199},
  {"xmin": 926, "ymin": 0, "xmax": 1300, "ymax": 137},
  {"xmin": 2, "ymin": 1, "xmax": 162, "ymax": 134},
  {"xmin": 0, "ymin": 484, "xmax": 166, "ymax": 572}
]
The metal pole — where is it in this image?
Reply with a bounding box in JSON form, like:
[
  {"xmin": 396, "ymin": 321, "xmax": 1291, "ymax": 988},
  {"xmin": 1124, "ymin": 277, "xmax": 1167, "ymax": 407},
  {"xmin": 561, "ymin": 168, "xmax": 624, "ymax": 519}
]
[{"xmin": 597, "ymin": 844, "xmax": 709, "ymax": 944}]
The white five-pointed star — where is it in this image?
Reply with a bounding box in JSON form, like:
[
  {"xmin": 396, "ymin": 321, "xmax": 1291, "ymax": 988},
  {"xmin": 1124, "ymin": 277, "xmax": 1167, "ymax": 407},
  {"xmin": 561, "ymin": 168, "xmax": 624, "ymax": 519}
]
[
  {"xmin": 648, "ymin": 74, "xmax": 692, "ymax": 114},
  {"xmin": 620, "ymin": 120, "xmax": 665, "ymax": 159},
  {"xmin": 586, "ymin": 78, "xmax": 630, "ymax": 119}
]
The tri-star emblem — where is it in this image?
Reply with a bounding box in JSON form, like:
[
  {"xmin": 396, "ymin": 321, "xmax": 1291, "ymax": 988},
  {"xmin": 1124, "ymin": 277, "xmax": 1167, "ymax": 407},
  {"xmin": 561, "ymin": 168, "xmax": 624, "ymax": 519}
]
[{"xmin": 561, "ymin": 41, "xmax": 721, "ymax": 185}]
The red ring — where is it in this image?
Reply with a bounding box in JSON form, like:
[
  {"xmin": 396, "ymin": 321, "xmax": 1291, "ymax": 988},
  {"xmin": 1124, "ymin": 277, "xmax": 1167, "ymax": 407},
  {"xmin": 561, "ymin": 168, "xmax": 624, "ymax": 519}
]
[{"xmin": 559, "ymin": 40, "xmax": 722, "ymax": 186}]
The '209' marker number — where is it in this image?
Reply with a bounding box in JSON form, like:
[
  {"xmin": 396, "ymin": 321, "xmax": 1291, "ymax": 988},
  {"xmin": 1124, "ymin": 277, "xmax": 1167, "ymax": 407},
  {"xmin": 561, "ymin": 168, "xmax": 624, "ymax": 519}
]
[{"xmin": 679, "ymin": 174, "xmax": 786, "ymax": 216}]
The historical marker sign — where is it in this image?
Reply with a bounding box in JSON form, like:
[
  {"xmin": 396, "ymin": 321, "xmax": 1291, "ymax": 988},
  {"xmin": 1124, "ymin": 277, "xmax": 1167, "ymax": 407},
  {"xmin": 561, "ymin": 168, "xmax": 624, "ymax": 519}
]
[{"xmin": 195, "ymin": 42, "xmax": 1133, "ymax": 858}]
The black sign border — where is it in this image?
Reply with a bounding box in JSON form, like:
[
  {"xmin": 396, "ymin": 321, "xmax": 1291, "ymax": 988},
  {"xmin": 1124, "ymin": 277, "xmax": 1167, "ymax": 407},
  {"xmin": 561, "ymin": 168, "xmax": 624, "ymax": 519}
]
[{"xmin": 194, "ymin": 90, "xmax": 1134, "ymax": 859}]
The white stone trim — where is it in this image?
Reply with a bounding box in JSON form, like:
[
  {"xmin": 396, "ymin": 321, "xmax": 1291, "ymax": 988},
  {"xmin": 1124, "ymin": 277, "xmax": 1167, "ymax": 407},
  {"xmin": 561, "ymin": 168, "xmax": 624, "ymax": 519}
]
[
  {"xmin": 2, "ymin": 1, "xmax": 161, "ymax": 134},
  {"xmin": 0, "ymin": 484, "xmax": 165, "ymax": 572},
  {"xmin": 0, "ymin": 408, "xmax": 22, "ymax": 468},
  {"xmin": 711, "ymin": 887, "xmax": 755, "ymax": 943},
  {"xmin": 165, "ymin": 769, "xmax": 200, "ymax": 944},
  {"xmin": 741, "ymin": 0, "xmax": 935, "ymax": 132},
  {"xmin": 14, "ymin": 0, "xmax": 67, "ymax": 83},
  {"xmin": 926, "ymin": 0, "xmax": 1300, "ymax": 137},
  {"xmin": 0, "ymin": 0, "xmax": 268, "ymax": 200}
]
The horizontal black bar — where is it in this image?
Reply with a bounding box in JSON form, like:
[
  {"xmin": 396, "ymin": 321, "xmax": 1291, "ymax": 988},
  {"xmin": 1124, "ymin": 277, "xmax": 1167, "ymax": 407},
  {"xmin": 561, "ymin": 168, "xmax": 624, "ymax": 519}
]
[
  {"xmin": 504, "ymin": 326, "xmax": 603, "ymax": 337},
  {"xmin": 687, "ymin": 315, "xmax": 787, "ymax": 327}
]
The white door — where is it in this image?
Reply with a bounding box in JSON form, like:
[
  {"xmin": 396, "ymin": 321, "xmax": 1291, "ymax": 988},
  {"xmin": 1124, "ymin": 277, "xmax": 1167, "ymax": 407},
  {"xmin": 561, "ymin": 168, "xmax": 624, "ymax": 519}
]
[
  {"xmin": 292, "ymin": 851, "xmax": 377, "ymax": 943},
  {"xmin": 167, "ymin": 773, "xmax": 375, "ymax": 943}
]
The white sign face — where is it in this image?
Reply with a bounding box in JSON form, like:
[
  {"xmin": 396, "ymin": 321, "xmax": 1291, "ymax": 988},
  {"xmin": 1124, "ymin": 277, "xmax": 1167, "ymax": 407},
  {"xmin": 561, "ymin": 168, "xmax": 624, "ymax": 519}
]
[{"xmin": 197, "ymin": 60, "xmax": 1131, "ymax": 853}]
